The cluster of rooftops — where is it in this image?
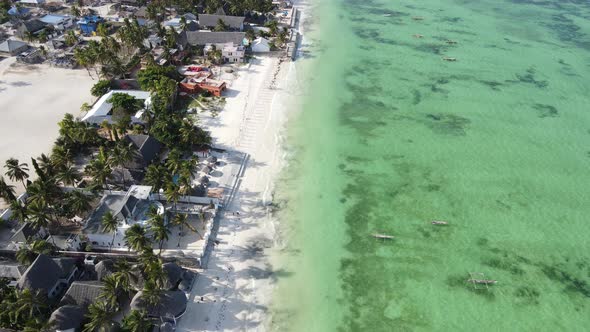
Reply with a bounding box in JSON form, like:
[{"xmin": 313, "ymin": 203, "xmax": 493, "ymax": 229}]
[{"xmin": 0, "ymin": 254, "xmax": 195, "ymax": 331}]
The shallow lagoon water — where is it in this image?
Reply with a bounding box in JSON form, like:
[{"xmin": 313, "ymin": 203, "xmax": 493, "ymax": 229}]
[{"xmin": 271, "ymin": 0, "xmax": 590, "ymax": 330}]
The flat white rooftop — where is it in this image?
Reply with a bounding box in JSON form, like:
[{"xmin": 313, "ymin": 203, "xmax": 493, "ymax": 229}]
[{"xmin": 81, "ymin": 90, "xmax": 151, "ymax": 125}]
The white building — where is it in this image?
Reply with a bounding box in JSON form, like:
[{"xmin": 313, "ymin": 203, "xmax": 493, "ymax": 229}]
[
  {"xmin": 205, "ymin": 42, "xmax": 245, "ymax": 63},
  {"xmin": 40, "ymin": 14, "xmax": 74, "ymax": 31},
  {"xmin": 251, "ymin": 37, "xmax": 270, "ymax": 53},
  {"xmin": 81, "ymin": 90, "xmax": 151, "ymax": 125},
  {"xmin": 82, "ymin": 185, "xmax": 165, "ymax": 251}
]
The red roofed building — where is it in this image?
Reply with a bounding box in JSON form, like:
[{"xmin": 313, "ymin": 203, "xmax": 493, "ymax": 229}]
[{"xmin": 179, "ymin": 76, "xmax": 227, "ymax": 97}]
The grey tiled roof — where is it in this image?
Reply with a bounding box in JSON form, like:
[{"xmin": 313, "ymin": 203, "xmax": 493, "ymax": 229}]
[
  {"xmin": 0, "ymin": 40, "xmax": 28, "ymax": 53},
  {"xmin": 0, "ymin": 261, "xmax": 26, "ymax": 280},
  {"xmin": 20, "ymin": 19, "xmax": 48, "ymax": 33},
  {"xmin": 185, "ymin": 31, "xmax": 245, "ymax": 46},
  {"xmin": 17, "ymin": 255, "xmax": 76, "ymax": 293},
  {"xmin": 59, "ymin": 280, "xmax": 105, "ymax": 307},
  {"xmin": 124, "ymin": 134, "xmax": 162, "ymax": 169},
  {"xmin": 10, "ymin": 223, "xmax": 39, "ymax": 243},
  {"xmin": 198, "ymin": 14, "xmax": 244, "ymax": 29}
]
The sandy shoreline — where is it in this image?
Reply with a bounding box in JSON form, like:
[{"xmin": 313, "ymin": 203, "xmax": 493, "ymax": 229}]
[
  {"xmin": 177, "ymin": 54, "xmax": 296, "ymax": 331},
  {"xmin": 0, "ymin": 58, "xmax": 95, "ymax": 199}
]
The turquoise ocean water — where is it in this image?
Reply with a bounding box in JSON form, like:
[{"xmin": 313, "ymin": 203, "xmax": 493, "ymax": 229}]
[{"xmin": 271, "ymin": 0, "xmax": 590, "ymax": 330}]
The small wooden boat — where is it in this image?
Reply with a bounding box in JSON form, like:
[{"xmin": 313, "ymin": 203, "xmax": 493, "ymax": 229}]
[
  {"xmin": 442, "ymin": 57, "xmax": 457, "ymax": 62},
  {"xmin": 413, "ymin": 34, "xmax": 424, "ymax": 38},
  {"xmin": 431, "ymin": 220, "xmax": 448, "ymax": 225},
  {"xmin": 412, "ymin": 16, "xmax": 424, "ymax": 21},
  {"xmin": 445, "ymin": 40, "xmax": 458, "ymax": 45},
  {"xmin": 371, "ymin": 233, "xmax": 395, "ymax": 240},
  {"xmin": 467, "ymin": 279, "xmax": 497, "ymax": 285},
  {"xmin": 383, "ymin": 13, "xmax": 392, "ymax": 17}
]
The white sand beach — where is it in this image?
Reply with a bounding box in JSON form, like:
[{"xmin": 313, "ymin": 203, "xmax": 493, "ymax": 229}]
[
  {"xmin": 0, "ymin": 59, "xmax": 95, "ymax": 198},
  {"xmin": 177, "ymin": 54, "xmax": 297, "ymax": 331}
]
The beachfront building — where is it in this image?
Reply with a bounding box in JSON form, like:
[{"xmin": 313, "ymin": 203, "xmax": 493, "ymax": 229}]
[
  {"xmin": 251, "ymin": 37, "xmax": 271, "ymax": 53},
  {"xmin": 163, "ymin": 13, "xmax": 198, "ymax": 31},
  {"xmin": 15, "ymin": 19, "xmax": 48, "ymax": 39},
  {"xmin": 0, "ymin": 39, "xmax": 29, "ymax": 56},
  {"xmin": 81, "ymin": 90, "xmax": 151, "ymax": 125},
  {"xmin": 16, "ymin": 254, "xmax": 79, "ymax": 299},
  {"xmin": 40, "ymin": 14, "xmax": 74, "ymax": 31},
  {"xmin": 198, "ymin": 14, "xmax": 245, "ymax": 31},
  {"xmin": 185, "ymin": 31, "xmax": 246, "ymax": 47},
  {"xmin": 179, "ymin": 76, "xmax": 227, "ymax": 97},
  {"xmin": 81, "ymin": 185, "xmax": 165, "ymax": 250},
  {"xmin": 203, "ymin": 42, "xmax": 245, "ymax": 63},
  {"xmin": 77, "ymin": 16, "xmax": 105, "ymax": 35}
]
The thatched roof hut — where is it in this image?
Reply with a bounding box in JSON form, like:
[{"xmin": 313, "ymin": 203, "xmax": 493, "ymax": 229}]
[
  {"xmin": 162, "ymin": 262, "xmax": 184, "ymax": 290},
  {"xmin": 130, "ymin": 290, "xmax": 187, "ymax": 318},
  {"xmin": 49, "ymin": 305, "xmax": 86, "ymax": 332}
]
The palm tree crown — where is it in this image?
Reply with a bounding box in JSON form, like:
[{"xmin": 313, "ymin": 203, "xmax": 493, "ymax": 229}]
[{"xmin": 4, "ymin": 158, "xmax": 29, "ymax": 188}]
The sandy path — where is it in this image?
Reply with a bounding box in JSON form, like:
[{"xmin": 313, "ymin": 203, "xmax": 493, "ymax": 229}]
[
  {"xmin": 0, "ymin": 61, "xmax": 95, "ymax": 197},
  {"xmin": 177, "ymin": 56, "xmax": 292, "ymax": 331}
]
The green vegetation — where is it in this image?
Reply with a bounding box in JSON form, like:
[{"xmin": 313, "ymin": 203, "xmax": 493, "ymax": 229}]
[{"xmin": 91, "ymin": 80, "xmax": 112, "ymax": 97}]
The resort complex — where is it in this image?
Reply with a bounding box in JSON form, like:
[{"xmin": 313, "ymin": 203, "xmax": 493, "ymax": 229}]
[{"xmin": 0, "ymin": 0, "xmax": 300, "ymax": 330}]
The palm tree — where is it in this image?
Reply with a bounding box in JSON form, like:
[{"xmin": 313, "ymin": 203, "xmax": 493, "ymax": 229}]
[
  {"xmin": 80, "ymin": 102, "xmax": 92, "ymax": 114},
  {"xmin": 16, "ymin": 240, "xmax": 54, "ymax": 265},
  {"xmin": 171, "ymin": 213, "xmax": 197, "ymax": 232},
  {"xmin": 85, "ymin": 147, "xmax": 112, "ymax": 192},
  {"xmin": 27, "ymin": 177, "xmax": 61, "ymax": 207},
  {"xmin": 165, "ymin": 149, "xmax": 183, "ymax": 175},
  {"xmin": 101, "ymin": 211, "xmax": 119, "ymax": 251},
  {"xmin": 140, "ymin": 280, "xmax": 161, "ymax": 312},
  {"xmin": 149, "ymin": 215, "xmax": 169, "ymax": 255},
  {"xmin": 113, "ymin": 259, "xmax": 136, "ymax": 292},
  {"xmin": 10, "ymin": 199, "xmax": 27, "ymax": 224},
  {"xmin": 74, "ymin": 48, "xmax": 94, "ymax": 79},
  {"xmin": 4, "ymin": 158, "xmax": 29, "ymax": 189},
  {"xmin": 124, "ymin": 224, "xmax": 150, "ymax": 251},
  {"xmin": 144, "ymin": 165, "xmax": 168, "ymax": 199},
  {"xmin": 65, "ymin": 190, "xmax": 92, "ymax": 217},
  {"xmin": 26, "ymin": 200, "xmax": 51, "ymax": 230},
  {"xmin": 83, "ymin": 301, "xmax": 114, "ymax": 332},
  {"xmin": 122, "ymin": 310, "xmax": 152, "ymax": 332},
  {"xmin": 57, "ymin": 165, "xmax": 81, "ymax": 187},
  {"xmin": 143, "ymin": 258, "xmax": 167, "ymax": 289},
  {"xmin": 35, "ymin": 154, "xmax": 55, "ymax": 178},
  {"xmin": 164, "ymin": 183, "xmax": 181, "ymax": 211},
  {"xmin": 98, "ymin": 275, "xmax": 121, "ymax": 310},
  {"xmin": 13, "ymin": 289, "xmax": 47, "ymax": 323},
  {"xmin": 110, "ymin": 142, "xmax": 138, "ymax": 189},
  {"xmin": 51, "ymin": 145, "xmax": 74, "ymax": 169},
  {"xmin": 0, "ymin": 176, "xmax": 16, "ymax": 204}
]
